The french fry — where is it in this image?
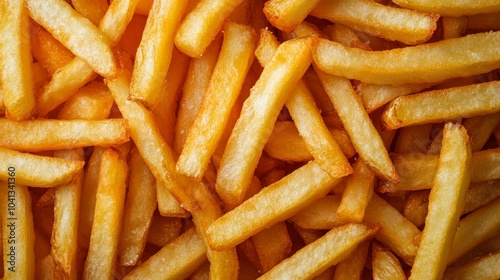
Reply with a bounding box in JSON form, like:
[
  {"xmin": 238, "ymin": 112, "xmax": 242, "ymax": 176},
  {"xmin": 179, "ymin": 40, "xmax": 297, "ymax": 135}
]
[
  {"xmin": 444, "ymin": 250, "xmax": 500, "ymax": 280},
  {"xmin": 188, "ymin": 261, "xmax": 210, "ymax": 280},
  {"xmin": 382, "ymin": 81, "xmax": 500, "ymax": 130},
  {"xmin": 216, "ymin": 36, "xmax": 315, "ymax": 205},
  {"xmin": 393, "ymin": 0, "xmax": 500, "ymax": 17},
  {"xmin": 315, "ymin": 68, "xmax": 398, "ymax": 182},
  {"xmin": 156, "ymin": 181, "xmax": 189, "ymax": 218},
  {"xmin": 252, "ymin": 222, "xmax": 292, "ymax": 273},
  {"xmin": 463, "ymin": 112, "xmax": 500, "ymax": 151},
  {"xmin": 83, "ymin": 148, "xmax": 128, "ymax": 279},
  {"xmin": 124, "ymin": 228, "xmax": 207, "ymax": 280},
  {"xmin": 313, "ymin": 32, "xmax": 500, "ymax": 85},
  {"xmin": 280, "ymin": 21, "xmax": 321, "ymax": 41},
  {"xmin": 174, "ymin": 0, "xmax": 245, "ymax": 57},
  {"xmin": 452, "ymin": 233, "xmax": 500, "ymax": 267},
  {"xmin": 118, "ymin": 148, "xmax": 157, "ymax": 266},
  {"xmin": 442, "ymin": 16, "xmax": 468, "ymax": 39},
  {"xmin": 263, "ymin": 0, "xmax": 321, "ymax": 32},
  {"xmin": 71, "ymin": 0, "xmax": 108, "ymax": 26},
  {"xmin": 289, "ymin": 195, "xmax": 343, "ymax": 230},
  {"xmin": 310, "ymin": 0, "xmax": 438, "ymax": 45},
  {"xmin": 0, "ymin": 147, "xmax": 84, "ymax": 188},
  {"xmin": 463, "ymin": 180, "xmax": 500, "ymax": 214},
  {"xmin": 394, "ymin": 124, "xmax": 433, "ymax": 153},
  {"xmin": 0, "ymin": 0, "xmax": 35, "ymax": 121},
  {"xmin": 410, "ymin": 123, "xmax": 472, "ymax": 280},
  {"xmin": 146, "ymin": 213, "xmax": 182, "ymax": 247},
  {"xmin": 176, "ymin": 22, "xmax": 256, "ymax": 180},
  {"xmin": 0, "ymin": 118, "xmax": 130, "ymax": 152},
  {"xmin": 30, "ymin": 24, "xmax": 74, "ymax": 75},
  {"xmin": 292, "ymin": 224, "xmax": 326, "ymax": 246},
  {"xmin": 324, "ymin": 23, "xmax": 371, "ymax": 51},
  {"xmin": 1, "ymin": 183, "xmax": 35, "ymax": 279},
  {"xmin": 372, "ymin": 241, "xmax": 407, "ymax": 280},
  {"xmin": 333, "ymin": 240, "xmax": 370, "ymax": 280},
  {"xmin": 258, "ymin": 223, "xmax": 379, "ymax": 280},
  {"xmin": 129, "ymin": 0, "xmax": 187, "ymax": 109},
  {"xmin": 51, "ymin": 149, "xmax": 84, "ymax": 279},
  {"xmin": 57, "ymin": 81, "xmax": 114, "ymax": 120},
  {"xmin": 402, "ymin": 190, "xmax": 429, "ymax": 229}
]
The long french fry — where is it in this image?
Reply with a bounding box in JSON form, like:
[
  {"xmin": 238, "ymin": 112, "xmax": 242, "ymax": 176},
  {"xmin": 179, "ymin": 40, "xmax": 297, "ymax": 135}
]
[
  {"xmin": 313, "ymin": 32, "xmax": 500, "ymax": 85},
  {"xmin": 0, "ymin": 0, "xmax": 35, "ymax": 121},
  {"xmin": 263, "ymin": 0, "xmax": 321, "ymax": 32},
  {"xmin": 393, "ymin": 0, "xmax": 500, "ymax": 17},
  {"xmin": 444, "ymin": 250, "xmax": 500, "ymax": 280},
  {"xmin": 30, "ymin": 24, "xmax": 74, "ymax": 75}
]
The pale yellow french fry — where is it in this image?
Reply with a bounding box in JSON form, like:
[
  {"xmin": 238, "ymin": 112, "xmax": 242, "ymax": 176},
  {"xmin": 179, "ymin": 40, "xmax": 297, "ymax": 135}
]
[
  {"xmin": 313, "ymin": 33, "xmax": 500, "ymax": 85},
  {"xmin": 0, "ymin": 147, "xmax": 84, "ymax": 188},
  {"xmin": 1, "ymin": 183, "xmax": 35, "ymax": 279},
  {"xmin": 0, "ymin": 0, "xmax": 35, "ymax": 121},
  {"xmin": 129, "ymin": 0, "xmax": 188, "ymax": 109},
  {"xmin": 372, "ymin": 241, "xmax": 407, "ymax": 280},
  {"xmin": 444, "ymin": 250, "xmax": 500, "ymax": 280},
  {"xmin": 0, "ymin": 118, "xmax": 130, "ymax": 152},
  {"xmin": 216, "ymin": 36, "xmax": 315, "ymax": 205},
  {"xmin": 51, "ymin": 149, "xmax": 84, "ymax": 279},
  {"xmin": 176, "ymin": 22, "xmax": 256, "ymax": 180},
  {"xmin": 315, "ymin": 68, "xmax": 398, "ymax": 182},
  {"xmin": 57, "ymin": 81, "xmax": 114, "ymax": 120},
  {"xmin": 124, "ymin": 228, "xmax": 207, "ymax": 280},
  {"xmin": 174, "ymin": 0, "xmax": 245, "ymax": 57},
  {"xmin": 30, "ymin": 24, "xmax": 74, "ymax": 75},
  {"xmin": 410, "ymin": 123, "xmax": 472, "ymax": 280},
  {"xmin": 393, "ymin": 0, "xmax": 500, "ymax": 16},
  {"xmin": 382, "ymin": 81, "xmax": 500, "ymax": 130},
  {"xmin": 71, "ymin": 0, "xmax": 108, "ymax": 25},
  {"xmin": 258, "ymin": 223, "xmax": 379, "ymax": 280},
  {"xmin": 119, "ymin": 148, "xmax": 157, "ymax": 266},
  {"xmin": 83, "ymin": 148, "xmax": 128, "ymax": 279},
  {"xmin": 333, "ymin": 240, "xmax": 370, "ymax": 280},
  {"xmin": 463, "ymin": 112, "xmax": 500, "ymax": 151},
  {"xmin": 263, "ymin": 0, "xmax": 321, "ymax": 32},
  {"xmin": 310, "ymin": 0, "xmax": 438, "ymax": 45},
  {"xmin": 442, "ymin": 16, "xmax": 468, "ymax": 39}
]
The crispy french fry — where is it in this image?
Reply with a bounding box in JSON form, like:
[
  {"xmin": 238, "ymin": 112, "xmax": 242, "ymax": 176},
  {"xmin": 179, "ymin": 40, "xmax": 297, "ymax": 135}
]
[
  {"xmin": 258, "ymin": 223, "xmax": 379, "ymax": 280},
  {"xmin": 0, "ymin": 118, "xmax": 130, "ymax": 152},
  {"xmin": 333, "ymin": 240, "xmax": 370, "ymax": 280},
  {"xmin": 216, "ymin": 36, "xmax": 315, "ymax": 205},
  {"xmin": 71, "ymin": 0, "xmax": 108, "ymax": 26},
  {"xmin": 393, "ymin": 0, "xmax": 500, "ymax": 16},
  {"xmin": 0, "ymin": 0, "xmax": 35, "ymax": 121},
  {"xmin": 313, "ymin": 32, "xmax": 500, "ymax": 85},
  {"xmin": 119, "ymin": 148, "xmax": 157, "ymax": 266},
  {"xmin": 410, "ymin": 123, "xmax": 472, "ymax": 280},
  {"xmin": 146, "ymin": 213, "xmax": 182, "ymax": 247},
  {"xmin": 0, "ymin": 147, "xmax": 84, "ymax": 188},
  {"xmin": 372, "ymin": 241, "xmax": 407, "ymax": 280},
  {"xmin": 176, "ymin": 22, "xmax": 256, "ymax": 180},
  {"xmin": 83, "ymin": 148, "xmax": 128, "ymax": 279},
  {"xmin": 263, "ymin": 0, "xmax": 321, "ymax": 32},
  {"xmin": 463, "ymin": 112, "xmax": 500, "ymax": 151},
  {"xmin": 444, "ymin": 250, "xmax": 500, "ymax": 280},
  {"xmin": 315, "ymin": 68, "xmax": 398, "ymax": 182},
  {"xmin": 30, "ymin": 24, "xmax": 74, "ymax": 75},
  {"xmin": 310, "ymin": 0, "xmax": 438, "ymax": 45},
  {"xmin": 124, "ymin": 228, "xmax": 207, "ymax": 280},
  {"xmin": 57, "ymin": 81, "xmax": 114, "ymax": 120},
  {"xmin": 1, "ymin": 183, "xmax": 35, "ymax": 279}
]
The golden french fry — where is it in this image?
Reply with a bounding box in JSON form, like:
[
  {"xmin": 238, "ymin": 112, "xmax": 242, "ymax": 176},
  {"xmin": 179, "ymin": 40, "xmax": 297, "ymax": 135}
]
[
  {"xmin": 464, "ymin": 180, "xmax": 500, "ymax": 215},
  {"xmin": 372, "ymin": 241, "xmax": 407, "ymax": 280},
  {"xmin": 146, "ymin": 213, "xmax": 182, "ymax": 247},
  {"xmin": 444, "ymin": 250, "xmax": 500, "ymax": 280},
  {"xmin": 463, "ymin": 112, "xmax": 500, "ymax": 151},
  {"xmin": 1, "ymin": 183, "xmax": 35, "ymax": 279},
  {"xmin": 394, "ymin": 124, "xmax": 433, "ymax": 153},
  {"xmin": 216, "ymin": 36, "xmax": 315, "ymax": 205},
  {"xmin": 442, "ymin": 16, "xmax": 468, "ymax": 39},
  {"xmin": 156, "ymin": 181, "xmax": 189, "ymax": 218},
  {"xmin": 0, "ymin": 0, "xmax": 35, "ymax": 121},
  {"xmin": 452, "ymin": 233, "xmax": 500, "ymax": 267},
  {"xmin": 289, "ymin": 195, "xmax": 343, "ymax": 230},
  {"xmin": 410, "ymin": 123, "xmax": 472, "ymax": 280},
  {"xmin": 71, "ymin": 0, "xmax": 108, "ymax": 25},
  {"xmin": 258, "ymin": 223, "xmax": 379, "ymax": 280},
  {"xmin": 57, "ymin": 81, "xmax": 114, "ymax": 120},
  {"xmin": 252, "ymin": 222, "xmax": 292, "ymax": 272},
  {"xmin": 394, "ymin": 0, "xmax": 500, "ymax": 16},
  {"xmin": 292, "ymin": 224, "xmax": 326, "ymax": 245},
  {"xmin": 176, "ymin": 22, "xmax": 256, "ymax": 180},
  {"xmin": 129, "ymin": 0, "xmax": 187, "ymax": 109},
  {"xmin": 30, "ymin": 24, "xmax": 74, "ymax": 75},
  {"xmin": 402, "ymin": 190, "xmax": 429, "ymax": 229},
  {"xmin": 83, "ymin": 148, "xmax": 128, "ymax": 279},
  {"xmin": 263, "ymin": 0, "xmax": 321, "ymax": 32},
  {"xmin": 310, "ymin": 0, "xmax": 438, "ymax": 45},
  {"xmin": 124, "ymin": 228, "xmax": 207, "ymax": 280},
  {"xmin": 324, "ymin": 23, "xmax": 371, "ymax": 51},
  {"xmin": 333, "ymin": 240, "xmax": 370, "ymax": 280},
  {"xmin": 315, "ymin": 68, "xmax": 398, "ymax": 182},
  {"xmin": 0, "ymin": 147, "xmax": 84, "ymax": 188},
  {"xmin": 0, "ymin": 118, "xmax": 130, "ymax": 152},
  {"xmin": 313, "ymin": 32, "xmax": 500, "ymax": 85}
]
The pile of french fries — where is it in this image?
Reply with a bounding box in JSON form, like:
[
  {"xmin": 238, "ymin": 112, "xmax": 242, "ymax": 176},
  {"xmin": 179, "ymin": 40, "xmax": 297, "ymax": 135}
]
[{"xmin": 1, "ymin": 0, "xmax": 500, "ymax": 279}]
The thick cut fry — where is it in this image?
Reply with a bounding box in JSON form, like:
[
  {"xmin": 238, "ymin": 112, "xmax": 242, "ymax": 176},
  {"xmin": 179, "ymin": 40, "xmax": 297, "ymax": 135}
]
[
  {"xmin": 71, "ymin": 0, "xmax": 108, "ymax": 26},
  {"xmin": 444, "ymin": 250, "xmax": 500, "ymax": 280},
  {"xmin": 382, "ymin": 81, "xmax": 500, "ymax": 130},
  {"xmin": 410, "ymin": 123, "xmax": 472, "ymax": 280},
  {"xmin": 0, "ymin": 118, "xmax": 130, "ymax": 152},
  {"xmin": 83, "ymin": 148, "xmax": 128, "ymax": 280},
  {"xmin": 57, "ymin": 81, "xmax": 114, "ymax": 120},
  {"xmin": 51, "ymin": 149, "xmax": 84, "ymax": 279},
  {"xmin": 174, "ymin": 0, "xmax": 244, "ymax": 57},
  {"xmin": 208, "ymin": 161, "xmax": 340, "ymax": 250},
  {"xmin": 0, "ymin": 0, "xmax": 35, "ymax": 121},
  {"xmin": 129, "ymin": 0, "xmax": 187, "ymax": 109},
  {"xmin": 333, "ymin": 240, "xmax": 370, "ymax": 280},
  {"xmin": 310, "ymin": 0, "xmax": 438, "ymax": 45},
  {"xmin": 372, "ymin": 242, "xmax": 406, "ymax": 280},
  {"xmin": 119, "ymin": 148, "xmax": 157, "ymax": 266},
  {"xmin": 258, "ymin": 223, "xmax": 379, "ymax": 280},
  {"xmin": 315, "ymin": 68, "xmax": 398, "ymax": 182},
  {"xmin": 0, "ymin": 147, "xmax": 84, "ymax": 188},
  {"xmin": 124, "ymin": 228, "xmax": 207, "ymax": 280},
  {"xmin": 177, "ymin": 22, "xmax": 256, "ymax": 180},
  {"xmin": 30, "ymin": 24, "xmax": 74, "ymax": 75},
  {"xmin": 25, "ymin": 0, "xmax": 116, "ymax": 77},
  {"xmin": 216, "ymin": 36, "xmax": 315, "ymax": 205},
  {"xmin": 263, "ymin": 0, "xmax": 321, "ymax": 32},
  {"xmin": 394, "ymin": 0, "xmax": 500, "ymax": 17},
  {"xmin": 313, "ymin": 32, "xmax": 500, "ymax": 85}
]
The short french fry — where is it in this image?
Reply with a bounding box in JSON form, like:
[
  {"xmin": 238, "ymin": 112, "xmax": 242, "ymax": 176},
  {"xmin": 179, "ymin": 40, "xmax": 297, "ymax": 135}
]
[
  {"xmin": 57, "ymin": 81, "xmax": 114, "ymax": 120},
  {"xmin": 0, "ymin": 147, "xmax": 84, "ymax": 188},
  {"xmin": 393, "ymin": 0, "xmax": 500, "ymax": 16},
  {"xmin": 258, "ymin": 223, "xmax": 379, "ymax": 280},
  {"xmin": 444, "ymin": 250, "xmax": 500, "ymax": 280},
  {"xmin": 30, "ymin": 24, "xmax": 74, "ymax": 75},
  {"xmin": 333, "ymin": 240, "xmax": 370, "ymax": 280},
  {"xmin": 0, "ymin": 0, "xmax": 35, "ymax": 121},
  {"xmin": 0, "ymin": 118, "xmax": 130, "ymax": 152},
  {"xmin": 410, "ymin": 123, "xmax": 472, "ymax": 280},
  {"xmin": 263, "ymin": 0, "xmax": 321, "ymax": 32},
  {"xmin": 83, "ymin": 148, "xmax": 128, "ymax": 279},
  {"xmin": 71, "ymin": 0, "xmax": 108, "ymax": 26},
  {"xmin": 372, "ymin": 241, "xmax": 407, "ymax": 280},
  {"xmin": 313, "ymin": 32, "xmax": 500, "ymax": 85}
]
